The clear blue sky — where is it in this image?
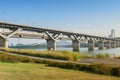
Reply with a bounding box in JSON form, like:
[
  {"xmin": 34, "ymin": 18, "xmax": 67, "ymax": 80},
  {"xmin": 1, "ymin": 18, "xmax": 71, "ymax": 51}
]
[{"xmin": 0, "ymin": 0, "xmax": 120, "ymax": 45}]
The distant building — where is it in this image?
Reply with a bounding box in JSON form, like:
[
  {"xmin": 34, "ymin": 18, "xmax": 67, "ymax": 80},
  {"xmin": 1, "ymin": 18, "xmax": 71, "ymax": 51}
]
[{"xmin": 109, "ymin": 29, "xmax": 115, "ymax": 39}]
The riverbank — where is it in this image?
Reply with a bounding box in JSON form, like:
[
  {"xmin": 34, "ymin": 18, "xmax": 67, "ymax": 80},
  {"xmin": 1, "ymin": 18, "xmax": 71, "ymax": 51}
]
[
  {"xmin": 0, "ymin": 48, "xmax": 81, "ymax": 61},
  {"xmin": 81, "ymin": 58, "xmax": 120, "ymax": 66},
  {"xmin": 1, "ymin": 50, "xmax": 120, "ymax": 77},
  {"xmin": 1, "ymin": 48, "xmax": 120, "ymax": 66}
]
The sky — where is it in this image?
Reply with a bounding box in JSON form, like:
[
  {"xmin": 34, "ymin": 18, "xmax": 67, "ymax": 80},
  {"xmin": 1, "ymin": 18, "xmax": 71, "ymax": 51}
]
[{"xmin": 0, "ymin": 0, "xmax": 120, "ymax": 45}]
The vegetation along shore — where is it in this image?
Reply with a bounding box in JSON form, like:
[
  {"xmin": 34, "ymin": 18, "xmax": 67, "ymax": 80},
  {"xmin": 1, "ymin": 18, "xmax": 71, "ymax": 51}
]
[{"xmin": 0, "ymin": 48, "xmax": 120, "ymax": 79}]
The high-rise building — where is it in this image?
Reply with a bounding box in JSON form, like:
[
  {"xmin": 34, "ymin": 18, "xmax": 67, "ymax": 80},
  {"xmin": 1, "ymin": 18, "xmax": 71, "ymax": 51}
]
[{"xmin": 109, "ymin": 29, "xmax": 115, "ymax": 39}]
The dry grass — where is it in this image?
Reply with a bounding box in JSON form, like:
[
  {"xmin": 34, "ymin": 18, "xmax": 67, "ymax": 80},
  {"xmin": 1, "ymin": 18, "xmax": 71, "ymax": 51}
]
[
  {"xmin": 0, "ymin": 48, "xmax": 81, "ymax": 61},
  {"xmin": 0, "ymin": 62, "xmax": 120, "ymax": 80}
]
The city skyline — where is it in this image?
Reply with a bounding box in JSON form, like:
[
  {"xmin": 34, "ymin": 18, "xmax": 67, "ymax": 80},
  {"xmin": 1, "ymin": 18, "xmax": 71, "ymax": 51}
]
[{"xmin": 109, "ymin": 29, "xmax": 115, "ymax": 39}]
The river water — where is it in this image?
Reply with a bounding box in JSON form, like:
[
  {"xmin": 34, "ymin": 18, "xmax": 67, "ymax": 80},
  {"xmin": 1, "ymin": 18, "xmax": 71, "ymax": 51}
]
[{"xmin": 37, "ymin": 47, "xmax": 120, "ymax": 57}]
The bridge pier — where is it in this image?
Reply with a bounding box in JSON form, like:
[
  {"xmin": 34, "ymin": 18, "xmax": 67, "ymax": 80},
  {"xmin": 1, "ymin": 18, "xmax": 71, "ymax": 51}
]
[
  {"xmin": 88, "ymin": 40, "xmax": 94, "ymax": 51},
  {"xmin": 98, "ymin": 40, "xmax": 104, "ymax": 50},
  {"xmin": 117, "ymin": 41, "xmax": 120, "ymax": 47},
  {"xmin": 47, "ymin": 39, "xmax": 56, "ymax": 51},
  {"xmin": 45, "ymin": 31, "xmax": 62, "ymax": 51},
  {"xmin": 111, "ymin": 41, "xmax": 116, "ymax": 48},
  {"xmin": 105, "ymin": 41, "xmax": 111, "ymax": 49},
  {"xmin": 119, "ymin": 41, "xmax": 120, "ymax": 47},
  {"xmin": 0, "ymin": 37, "xmax": 8, "ymax": 48},
  {"xmin": 113, "ymin": 41, "xmax": 118, "ymax": 48},
  {"xmin": 0, "ymin": 28, "xmax": 22, "ymax": 48},
  {"xmin": 115, "ymin": 41, "xmax": 119, "ymax": 47},
  {"xmin": 72, "ymin": 40, "xmax": 80, "ymax": 52}
]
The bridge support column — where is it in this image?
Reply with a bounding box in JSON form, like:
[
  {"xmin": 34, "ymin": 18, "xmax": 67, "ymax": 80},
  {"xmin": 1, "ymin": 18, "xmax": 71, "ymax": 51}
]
[
  {"xmin": 0, "ymin": 37, "xmax": 8, "ymax": 48},
  {"xmin": 119, "ymin": 41, "xmax": 120, "ymax": 47},
  {"xmin": 0, "ymin": 28, "xmax": 22, "ymax": 48},
  {"xmin": 115, "ymin": 41, "xmax": 118, "ymax": 47},
  {"xmin": 47, "ymin": 39, "xmax": 56, "ymax": 51},
  {"xmin": 115, "ymin": 41, "xmax": 119, "ymax": 47},
  {"xmin": 72, "ymin": 40, "xmax": 80, "ymax": 52},
  {"xmin": 88, "ymin": 40, "xmax": 94, "ymax": 51},
  {"xmin": 45, "ymin": 31, "xmax": 62, "ymax": 51},
  {"xmin": 111, "ymin": 41, "xmax": 116, "ymax": 48},
  {"xmin": 106, "ymin": 41, "xmax": 111, "ymax": 49},
  {"xmin": 98, "ymin": 40, "xmax": 104, "ymax": 50},
  {"xmin": 116, "ymin": 41, "xmax": 119, "ymax": 47}
]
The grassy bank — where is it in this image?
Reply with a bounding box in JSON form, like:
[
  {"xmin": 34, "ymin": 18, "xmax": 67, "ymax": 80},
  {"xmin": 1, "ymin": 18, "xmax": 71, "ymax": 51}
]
[
  {"xmin": 1, "ymin": 51, "xmax": 120, "ymax": 77},
  {"xmin": 0, "ymin": 48, "xmax": 81, "ymax": 61},
  {"xmin": 82, "ymin": 53, "xmax": 110, "ymax": 59},
  {"xmin": 0, "ymin": 48, "xmax": 111, "ymax": 61},
  {"xmin": 114, "ymin": 55, "xmax": 120, "ymax": 59},
  {"xmin": 0, "ymin": 62, "xmax": 120, "ymax": 80}
]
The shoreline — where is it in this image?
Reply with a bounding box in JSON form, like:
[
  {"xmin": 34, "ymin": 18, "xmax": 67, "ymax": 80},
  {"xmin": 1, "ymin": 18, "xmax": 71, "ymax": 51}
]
[{"xmin": 81, "ymin": 58, "xmax": 120, "ymax": 66}]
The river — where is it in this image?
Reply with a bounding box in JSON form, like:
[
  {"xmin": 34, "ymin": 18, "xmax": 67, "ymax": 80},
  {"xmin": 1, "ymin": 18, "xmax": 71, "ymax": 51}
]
[{"xmin": 36, "ymin": 47, "xmax": 120, "ymax": 57}]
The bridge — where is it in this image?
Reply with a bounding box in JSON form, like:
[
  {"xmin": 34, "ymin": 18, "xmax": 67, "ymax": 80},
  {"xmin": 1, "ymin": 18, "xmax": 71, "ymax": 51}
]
[{"xmin": 0, "ymin": 22, "xmax": 120, "ymax": 52}]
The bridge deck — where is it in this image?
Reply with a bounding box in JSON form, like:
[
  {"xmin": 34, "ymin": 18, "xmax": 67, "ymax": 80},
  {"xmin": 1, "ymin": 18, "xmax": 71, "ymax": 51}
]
[{"xmin": 0, "ymin": 22, "xmax": 117, "ymax": 41}]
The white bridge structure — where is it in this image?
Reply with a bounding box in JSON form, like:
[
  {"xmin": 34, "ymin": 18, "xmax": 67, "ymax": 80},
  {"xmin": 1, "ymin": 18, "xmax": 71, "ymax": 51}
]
[{"xmin": 0, "ymin": 22, "xmax": 120, "ymax": 52}]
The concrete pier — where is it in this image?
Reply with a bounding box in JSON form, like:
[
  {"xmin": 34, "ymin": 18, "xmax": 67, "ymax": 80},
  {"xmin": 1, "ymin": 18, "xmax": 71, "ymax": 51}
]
[
  {"xmin": 72, "ymin": 40, "xmax": 80, "ymax": 52},
  {"xmin": 98, "ymin": 40, "xmax": 104, "ymax": 50},
  {"xmin": 88, "ymin": 40, "xmax": 94, "ymax": 51},
  {"xmin": 119, "ymin": 41, "xmax": 120, "ymax": 47},
  {"xmin": 116, "ymin": 41, "xmax": 119, "ymax": 47},
  {"xmin": 106, "ymin": 41, "xmax": 111, "ymax": 49},
  {"xmin": 111, "ymin": 41, "xmax": 116, "ymax": 48},
  {"xmin": 47, "ymin": 39, "xmax": 56, "ymax": 50},
  {"xmin": 0, "ymin": 37, "xmax": 8, "ymax": 48}
]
